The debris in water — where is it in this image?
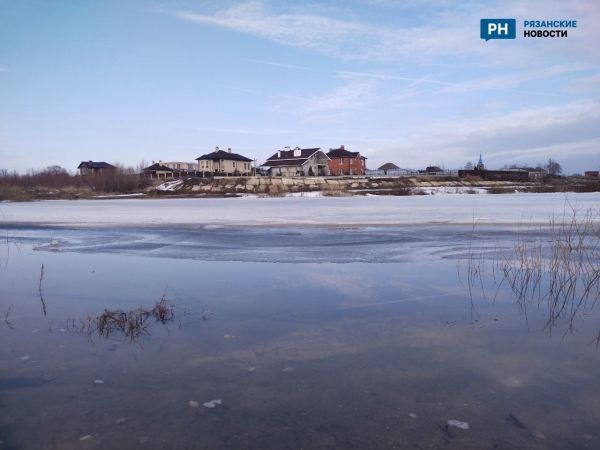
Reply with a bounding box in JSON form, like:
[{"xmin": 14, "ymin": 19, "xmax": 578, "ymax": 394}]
[
  {"xmin": 80, "ymin": 434, "xmax": 94, "ymax": 441},
  {"xmin": 116, "ymin": 417, "xmax": 127, "ymax": 424},
  {"xmin": 282, "ymin": 366, "xmax": 293, "ymax": 372},
  {"xmin": 247, "ymin": 366, "xmax": 256, "ymax": 373},
  {"xmin": 50, "ymin": 239, "xmax": 60, "ymax": 248},
  {"xmin": 582, "ymin": 433, "xmax": 593, "ymax": 440},
  {"xmin": 20, "ymin": 355, "xmax": 30, "ymax": 361},
  {"xmin": 408, "ymin": 413, "xmax": 419, "ymax": 419},
  {"xmin": 203, "ymin": 399, "xmax": 222, "ymax": 408},
  {"xmin": 447, "ymin": 420, "xmax": 469, "ymax": 430},
  {"xmin": 224, "ymin": 334, "xmax": 234, "ymax": 339},
  {"xmin": 93, "ymin": 379, "xmax": 105, "ymax": 385},
  {"xmin": 38, "ymin": 264, "xmax": 47, "ymax": 316},
  {"xmin": 506, "ymin": 413, "xmax": 526, "ymax": 429},
  {"xmin": 535, "ymin": 431, "xmax": 546, "ymax": 440},
  {"xmin": 188, "ymin": 400, "xmax": 199, "ymax": 408}
]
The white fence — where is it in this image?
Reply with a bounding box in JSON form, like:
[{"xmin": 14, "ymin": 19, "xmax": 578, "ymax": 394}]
[{"xmin": 366, "ymin": 169, "xmax": 458, "ymax": 177}]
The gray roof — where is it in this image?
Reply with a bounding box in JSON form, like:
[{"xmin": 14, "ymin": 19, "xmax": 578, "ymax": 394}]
[
  {"xmin": 143, "ymin": 163, "xmax": 173, "ymax": 171},
  {"xmin": 196, "ymin": 150, "xmax": 252, "ymax": 162},
  {"xmin": 378, "ymin": 162, "xmax": 400, "ymax": 171},
  {"xmin": 77, "ymin": 161, "xmax": 116, "ymax": 169},
  {"xmin": 264, "ymin": 148, "xmax": 328, "ymax": 167},
  {"xmin": 326, "ymin": 148, "xmax": 366, "ymax": 159}
]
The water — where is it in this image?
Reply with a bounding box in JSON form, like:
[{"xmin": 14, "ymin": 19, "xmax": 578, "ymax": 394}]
[{"xmin": 1, "ymin": 221, "xmax": 600, "ymax": 449}]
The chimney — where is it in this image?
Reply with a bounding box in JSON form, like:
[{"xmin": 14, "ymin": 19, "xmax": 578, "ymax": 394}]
[
  {"xmin": 228, "ymin": 148, "xmax": 232, "ymax": 153},
  {"xmin": 340, "ymin": 145, "xmax": 344, "ymax": 150},
  {"xmin": 215, "ymin": 146, "xmax": 219, "ymax": 152},
  {"xmin": 277, "ymin": 151, "xmax": 281, "ymax": 158}
]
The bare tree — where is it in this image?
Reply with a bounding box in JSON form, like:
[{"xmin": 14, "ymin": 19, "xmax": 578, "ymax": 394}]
[{"xmin": 545, "ymin": 158, "xmax": 562, "ymax": 175}]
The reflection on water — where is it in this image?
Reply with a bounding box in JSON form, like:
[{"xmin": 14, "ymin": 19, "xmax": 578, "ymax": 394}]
[{"xmin": 1, "ymin": 225, "xmax": 600, "ymax": 449}]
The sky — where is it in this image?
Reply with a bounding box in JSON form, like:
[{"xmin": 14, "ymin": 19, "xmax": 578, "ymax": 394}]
[{"xmin": 1, "ymin": 0, "xmax": 599, "ymax": 174}]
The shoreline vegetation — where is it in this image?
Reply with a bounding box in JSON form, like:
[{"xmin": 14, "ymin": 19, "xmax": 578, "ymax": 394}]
[{"xmin": 1, "ymin": 172, "xmax": 600, "ymax": 201}]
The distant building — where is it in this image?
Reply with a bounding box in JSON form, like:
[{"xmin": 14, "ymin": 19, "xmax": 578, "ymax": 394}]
[
  {"xmin": 263, "ymin": 147, "xmax": 330, "ymax": 176},
  {"xmin": 142, "ymin": 163, "xmax": 174, "ymax": 179},
  {"xmin": 425, "ymin": 166, "xmax": 442, "ymax": 173},
  {"xmin": 161, "ymin": 162, "xmax": 197, "ymax": 171},
  {"xmin": 325, "ymin": 145, "xmax": 367, "ymax": 175},
  {"xmin": 584, "ymin": 171, "xmax": 599, "ymax": 177},
  {"xmin": 476, "ymin": 153, "xmax": 485, "ymax": 171},
  {"xmin": 196, "ymin": 147, "xmax": 253, "ymax": 175},
  {"xmin": 458, "ymin": 169, "xmax": 529, "ymax": 182},
  {"xmin": 77, "ymin": 161, "xmax": 116, "ymax": 176},
  {"xmin": 378, "ymin": 163, "xmax": 399, "ymax": 175},
  {"xmin": 526, "ymin": 168, "xmax": 547, "ymax": 180}
]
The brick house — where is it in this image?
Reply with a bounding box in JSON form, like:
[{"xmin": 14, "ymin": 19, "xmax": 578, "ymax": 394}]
[{"xmin": 325, "ymin": 146, "xmax": 367, "ymax": 175}]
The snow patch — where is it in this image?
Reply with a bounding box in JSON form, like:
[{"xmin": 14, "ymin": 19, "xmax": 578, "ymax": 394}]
[{"xmin": 156, "ymin": 180, "xmax": 184, "ymax": 191}]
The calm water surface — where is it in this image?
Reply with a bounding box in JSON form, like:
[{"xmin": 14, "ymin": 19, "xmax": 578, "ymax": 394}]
[{"xmin": 1, "ymin": 224, "xmax": 599, "ymax": 449}]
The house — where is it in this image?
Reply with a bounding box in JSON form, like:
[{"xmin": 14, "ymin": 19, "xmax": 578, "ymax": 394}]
[
  {"xmin": 77, "ymin": 161, "xmax": 116, "ymax": 176},
  {"xmin": 142, "ymin": 163, "xmax": 174, "ymax": 179},
  {"xmin": 263, "ymin": 147, "xmax": 330, "ymax": 176},
  {"xmin": 425, "ymin": 166, "xmax": 442, "ymax": 173},
  {"xmin": 161, "ymin": 162, "xmax": 197, "ymax": 172},
  {"xmin": 584, "ymin": 171, "xmax": 599, "ymax": 177},
  {"xmin": 326, "ymin": 145, "xmax": 367, "ymax": 175},
  {"xmin": 196, "ymin": 147, "xmax": 253, "ymax": 175},
  {"xmin": 378, "ymin": 163, "xmax": 399, "ymax": 175}
]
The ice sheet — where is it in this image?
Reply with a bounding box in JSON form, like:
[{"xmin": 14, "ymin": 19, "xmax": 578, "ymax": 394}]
[{"xmin": 1, "ymin": 192, "xmax": 598, "ymax": 227}]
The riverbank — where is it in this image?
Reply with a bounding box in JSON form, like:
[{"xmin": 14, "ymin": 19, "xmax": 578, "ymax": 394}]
[{"xmin": 1, "ymin": 175, "xmax": 599, "ymax": 201}]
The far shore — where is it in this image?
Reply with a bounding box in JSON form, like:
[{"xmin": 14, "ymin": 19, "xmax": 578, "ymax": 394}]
[{"xmin": 1, "ymin": 174, "xmax": 599, "ymax": 202}]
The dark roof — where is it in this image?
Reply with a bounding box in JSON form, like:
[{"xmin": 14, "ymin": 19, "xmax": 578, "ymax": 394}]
[
  {"xmin": 143, "ymin": 163, "xmax": 173, "ymax": 171},
  {"xmin": 264, "ymin": 148, "xmax": 327, "ymax": 167},
  {"xmin": 264, "ymin": 158, "xmax": 310, "ymax": 167},
  {"xmin": 326, "ymin": 147, "xmax": 366, "ymax": 159},
  {"xmin": 196, "ymin": 149, "xmax": 252, "ymax": 162},
  {"xmin": 378, "ymin": 162, "xmax": 400, "ymax": 171},
  {"xmin": 77, "ymin": 161, "xmax": 116, "ymax": 169}
]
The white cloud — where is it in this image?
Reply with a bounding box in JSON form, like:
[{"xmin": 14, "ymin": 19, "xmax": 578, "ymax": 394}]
[
  {"xmin": 304, "ymin": 78, "xmax": 379, "ymax": 114},
  {"xmin": 336, "ymin": 70, "xmax": 453, "ymax": 86},
  {"xmin": 437, "ymin": 64, "xmax": 591, "ymax": 95},
  {"xmin": 205, "ymin": 128, "xmax": 295, "ymax": 135},
  {"xmin": 171, "ymin": 1, "xmax": 476, "ymax": 61},
  {"xmin": 245, "ymin": 58, "xmax": 310, "ymax": 71},
  {"xmin": 365, "ymin": 100, "xmax": 600, "ymax": 169}
]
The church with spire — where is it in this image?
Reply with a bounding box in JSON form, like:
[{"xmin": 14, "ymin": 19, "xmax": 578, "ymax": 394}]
[{"xmin": 476, "ymin": 153, "xmax": 486, "ymax": 171}]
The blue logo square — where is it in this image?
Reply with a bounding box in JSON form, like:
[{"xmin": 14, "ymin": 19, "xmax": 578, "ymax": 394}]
[{"xmin": 481, "ymin": 19, "xmax": 516, "ymax": 41}]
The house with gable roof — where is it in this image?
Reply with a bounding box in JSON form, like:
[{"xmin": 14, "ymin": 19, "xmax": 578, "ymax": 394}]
[
  {"xmin": 196, "ymin": 147, "xmax": 253, "ymax": 175},
  {"xmin": 325, "ymin": 145, "xmax": 367, "ymax": 175},
  {"xmin": 263, "ymin": 147, "xmax": 330, "ymax": 176}
]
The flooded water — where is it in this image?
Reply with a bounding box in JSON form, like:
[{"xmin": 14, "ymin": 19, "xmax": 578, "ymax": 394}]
[{"xmin": 1, "ymin": 207, "xmax": 600, "ymax": 448}]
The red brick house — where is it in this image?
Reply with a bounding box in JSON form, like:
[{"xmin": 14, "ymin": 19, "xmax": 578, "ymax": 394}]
[{"xmin": 325, "ymin": 146, "xmax": 367, "ymax": 176}]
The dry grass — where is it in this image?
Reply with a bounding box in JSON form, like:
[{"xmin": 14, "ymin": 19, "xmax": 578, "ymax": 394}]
[
  {"xmin": 462, "ymin": 203, "xmax": 600, "ymax": 344},
  {"xmin": 74, "ymin": 295, "xmax": 175, "ymax": 341}
]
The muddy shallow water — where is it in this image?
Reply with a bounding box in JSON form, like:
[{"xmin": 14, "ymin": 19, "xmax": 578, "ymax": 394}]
[{"xmin": 1, "ymin": 224, "xmax": 599, "ymax": 449}]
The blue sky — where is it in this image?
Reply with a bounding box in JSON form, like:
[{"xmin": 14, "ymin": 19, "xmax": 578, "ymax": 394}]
[{"xmin": 1, "ymin": 0, "xmax": 599, "ymax": 174}]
